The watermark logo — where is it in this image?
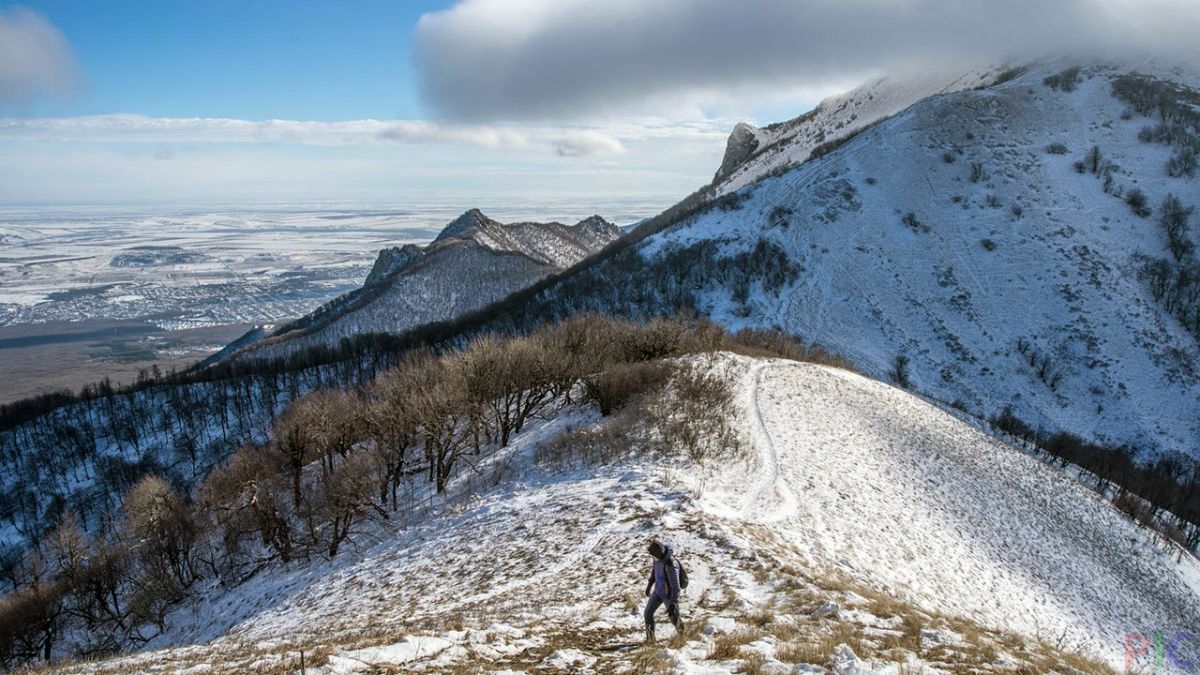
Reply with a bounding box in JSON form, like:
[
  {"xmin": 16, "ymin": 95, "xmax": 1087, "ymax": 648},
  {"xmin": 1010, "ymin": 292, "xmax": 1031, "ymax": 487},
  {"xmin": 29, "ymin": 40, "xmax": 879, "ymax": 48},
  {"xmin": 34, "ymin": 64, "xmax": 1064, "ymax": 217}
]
[{"xmin": 1126, "ymin": 631, "xmax": 1196, "ymax": 672}]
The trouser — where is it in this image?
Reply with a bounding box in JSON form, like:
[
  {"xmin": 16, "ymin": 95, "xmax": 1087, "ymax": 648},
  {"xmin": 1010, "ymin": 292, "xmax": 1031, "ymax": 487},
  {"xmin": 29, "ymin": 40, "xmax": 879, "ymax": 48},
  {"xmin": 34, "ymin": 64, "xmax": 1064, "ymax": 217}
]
[{"xmin": 643, "ymin": 593, "xmax": 681, "ymax": 635}]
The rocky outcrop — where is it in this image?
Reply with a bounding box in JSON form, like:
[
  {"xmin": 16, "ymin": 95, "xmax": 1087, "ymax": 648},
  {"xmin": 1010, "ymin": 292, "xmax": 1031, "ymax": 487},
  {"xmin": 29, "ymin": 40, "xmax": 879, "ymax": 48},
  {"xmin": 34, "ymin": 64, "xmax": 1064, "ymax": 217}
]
[{"xmin": 713, "ymin": 122, "xmax": 761, "ymax": 182}]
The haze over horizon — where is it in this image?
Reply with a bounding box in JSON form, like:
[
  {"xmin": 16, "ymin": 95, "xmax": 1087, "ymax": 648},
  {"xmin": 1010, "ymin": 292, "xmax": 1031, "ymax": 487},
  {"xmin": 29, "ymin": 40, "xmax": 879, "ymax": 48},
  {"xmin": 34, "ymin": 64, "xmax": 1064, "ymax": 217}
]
[{"xmin": 3, "ymin": 0, "xmax": 1197, "ymax": 206}]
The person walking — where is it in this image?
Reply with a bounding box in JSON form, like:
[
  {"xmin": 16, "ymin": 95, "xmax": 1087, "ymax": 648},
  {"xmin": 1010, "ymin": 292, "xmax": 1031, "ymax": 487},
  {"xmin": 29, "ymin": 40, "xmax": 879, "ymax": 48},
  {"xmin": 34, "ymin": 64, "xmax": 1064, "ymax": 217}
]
[{"xmin": 643, "ymin": 540, "xmax": 684, "ymax": 643}]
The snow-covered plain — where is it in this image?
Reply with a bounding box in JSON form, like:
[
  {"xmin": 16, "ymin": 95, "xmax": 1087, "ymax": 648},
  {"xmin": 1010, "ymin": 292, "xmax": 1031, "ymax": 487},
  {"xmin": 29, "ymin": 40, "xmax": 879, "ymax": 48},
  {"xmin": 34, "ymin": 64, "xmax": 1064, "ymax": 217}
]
[
  {"xmin": 56, "ymin": 355, "xmax": 1199, "ymax": 673},
  {"xmin": 0, "ymin": 203, "xmax": 653, "ymax": 332}
]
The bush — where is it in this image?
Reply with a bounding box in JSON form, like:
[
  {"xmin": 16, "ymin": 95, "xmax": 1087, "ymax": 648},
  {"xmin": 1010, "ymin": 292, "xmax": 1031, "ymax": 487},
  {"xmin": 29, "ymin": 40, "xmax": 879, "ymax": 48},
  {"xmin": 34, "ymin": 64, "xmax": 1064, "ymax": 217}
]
[
  {"xmin": 536, "ymin": 423, "xmax": 629, "ymax": 468},
  {"xmin": 582, "ymin": 362, "xmax": 670, "ymax": 416},
  {"xmin": 901, "ymin": 212, "xmax": 929, "ymax": 234},
  {"xmin": 1167, "ymin": 148, "xmax": 1197, "ymax": 178},
  {"xmin": 1159, "ymin": 194, "xmax": 1195, "ymax": 260},
  {"xmin": 1043, "ymin": 66, "xmax": 1081, "ymax": 92},
  {"xmin": 980, "ymin": 238, "xmax": 997, "ymax": 251},
  {"xmin": 969, "ymin": 162, "xmax": 987, "ymax": 183},
  {"xmin": 768, "ymin": 206, "xmax": 793, "ymax": 229},
  {"xmin": 1045, "ymin": 143, "xmax": 1069, "ymax": 154},
  {"xmin": 889, "ymin": 354, "xmax": 910, "ymax": 388},
  {"xmin": 1126, "ymin": 189, "xmax": 1151, "ymax": 218}
]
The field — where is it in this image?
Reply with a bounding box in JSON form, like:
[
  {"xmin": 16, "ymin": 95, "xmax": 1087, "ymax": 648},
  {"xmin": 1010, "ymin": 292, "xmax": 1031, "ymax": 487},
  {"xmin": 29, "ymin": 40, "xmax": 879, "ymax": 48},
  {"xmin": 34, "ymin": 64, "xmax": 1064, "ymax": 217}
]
[{"xmin": 0, "ymin": 202, "xmax": 657, "ymax": 401}]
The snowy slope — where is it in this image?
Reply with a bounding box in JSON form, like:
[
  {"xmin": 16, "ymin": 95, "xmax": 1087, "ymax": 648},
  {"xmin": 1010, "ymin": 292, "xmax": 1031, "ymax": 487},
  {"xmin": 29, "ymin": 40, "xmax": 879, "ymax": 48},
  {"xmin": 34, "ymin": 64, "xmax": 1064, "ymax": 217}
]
[
  {"xmin": 721, "ymin": 359, "xmax": 1199, "ymax": 664},
  {"xmin": 58, "ymin": 355, "xmax": 1199, "ymax": 673},
  {"xmin": 710, "ymin": 66, "xmax": 1006, "ymax": 196},
  {"xmin": 632, "ymin": 62, "xmax": 1200, "ymax": 459},
  {"xmin": 217, "ymin": 210, "xmax": 620, "ymax": 364}
]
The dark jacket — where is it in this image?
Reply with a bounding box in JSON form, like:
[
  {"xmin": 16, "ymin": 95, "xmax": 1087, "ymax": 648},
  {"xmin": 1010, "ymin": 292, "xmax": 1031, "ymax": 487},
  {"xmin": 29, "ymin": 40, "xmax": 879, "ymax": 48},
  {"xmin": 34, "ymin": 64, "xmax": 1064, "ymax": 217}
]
[{"xmin": 645, "ymin": 546, "xmax": 682, "ymax": 601}]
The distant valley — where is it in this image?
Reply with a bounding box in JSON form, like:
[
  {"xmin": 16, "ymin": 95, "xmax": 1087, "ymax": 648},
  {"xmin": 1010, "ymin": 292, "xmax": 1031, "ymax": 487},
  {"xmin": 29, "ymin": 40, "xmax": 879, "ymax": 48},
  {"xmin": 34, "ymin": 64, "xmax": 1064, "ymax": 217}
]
[{"xmin": 0, "ymin": 202, "xmax": 658, "ymax": 401}]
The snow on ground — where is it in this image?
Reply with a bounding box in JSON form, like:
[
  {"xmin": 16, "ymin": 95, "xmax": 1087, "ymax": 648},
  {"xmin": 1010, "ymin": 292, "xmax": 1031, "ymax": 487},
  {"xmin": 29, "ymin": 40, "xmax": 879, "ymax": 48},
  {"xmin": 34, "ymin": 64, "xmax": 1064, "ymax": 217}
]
[
  {"xmin": 54, "ymin": 355, "xmax": 1198, "ymax": 673},
  {"xmin": 711, "ymin": 66, "xmax": 1005, "ymax": 197},
  {"xmin": 641, "ymin": 61, "xmax": 1200, "ymax": 459}
]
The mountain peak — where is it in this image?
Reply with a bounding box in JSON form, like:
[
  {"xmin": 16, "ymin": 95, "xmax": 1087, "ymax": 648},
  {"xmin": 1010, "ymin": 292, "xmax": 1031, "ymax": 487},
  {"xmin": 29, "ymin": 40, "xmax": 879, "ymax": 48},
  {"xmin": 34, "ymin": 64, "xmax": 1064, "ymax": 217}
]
[
  {"xmin": 573, "ymin": 214, "xmax": 619, "ymax": 236},
  {"xmin": 434, "ymin": 208, "xmax": 497, "ymax": 243},
  {"xmin": 714, "ymin": 121, "xmax": 761, "ymax": 182}
]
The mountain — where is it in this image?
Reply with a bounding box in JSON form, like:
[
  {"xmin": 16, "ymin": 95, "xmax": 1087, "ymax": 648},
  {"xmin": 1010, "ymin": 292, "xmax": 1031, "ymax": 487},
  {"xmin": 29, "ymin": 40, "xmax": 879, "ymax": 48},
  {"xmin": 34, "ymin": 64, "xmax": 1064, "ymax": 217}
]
[
  {"xmin": 207, "ymin": 210, "xmax": 621, "ymax": 366},
  {"xmin": 710, "ymin": 66, "xmax": 1008, "ymax": 194},
  {"xmin": 48, "ymin": 354, "xmax": 1199, "ymax": 672},
  {"xmin": 4, "ymin": 60, "xmax": 1200, "ymax": 674},
  {"xmin": 457, "ymin": 60, "xmax": 1200, "ymax": 461}
]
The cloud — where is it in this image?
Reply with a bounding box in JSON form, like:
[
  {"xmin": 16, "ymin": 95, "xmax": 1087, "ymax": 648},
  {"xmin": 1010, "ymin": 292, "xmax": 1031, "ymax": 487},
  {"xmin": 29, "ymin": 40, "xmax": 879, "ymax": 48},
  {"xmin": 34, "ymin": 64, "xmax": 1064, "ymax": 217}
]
[
  {"xmin": 0, "ymin": 7, "xmax": 80, "ymax": 106},
  {"xmin": 0, "ymin": 114, "xmax": 645, "ymax": 156},
  {"xmin": 413, "ymin": 0, "xmax": 1200, "ymax": 121}
]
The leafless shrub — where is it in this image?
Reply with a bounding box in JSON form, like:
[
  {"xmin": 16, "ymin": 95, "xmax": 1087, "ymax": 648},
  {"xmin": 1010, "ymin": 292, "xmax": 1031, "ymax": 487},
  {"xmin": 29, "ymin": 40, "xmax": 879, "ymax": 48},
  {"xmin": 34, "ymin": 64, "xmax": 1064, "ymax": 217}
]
[
  {"xmin": 535, "ymin": 422, "xmax": 630, "ymax": 469},
  {"xmin": 582, "ymin": 362, "xmax": 671, "ymax": 416},
  {"xmin": 1126, "ymin": 189, "xmax": 1151, "ymax": 218},
  {"xmin": 1043, "ymin": 66, "xmax": 1081, "ymax": 92},
  {"xmin": 642, "ymin": 361, "xmax": 742, "ymax": 464},
  {"xmin": 727, "ymin": 327, "xmax": 855, "ymax": 370}
]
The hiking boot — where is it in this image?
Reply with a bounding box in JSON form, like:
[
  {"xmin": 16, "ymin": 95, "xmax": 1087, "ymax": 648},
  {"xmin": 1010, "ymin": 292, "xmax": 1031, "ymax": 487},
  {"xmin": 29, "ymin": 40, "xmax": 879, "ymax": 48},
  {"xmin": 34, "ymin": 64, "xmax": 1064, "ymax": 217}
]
[{"xmin": 644, "ymin": 626, "xmax": 656, "ymax": 644}]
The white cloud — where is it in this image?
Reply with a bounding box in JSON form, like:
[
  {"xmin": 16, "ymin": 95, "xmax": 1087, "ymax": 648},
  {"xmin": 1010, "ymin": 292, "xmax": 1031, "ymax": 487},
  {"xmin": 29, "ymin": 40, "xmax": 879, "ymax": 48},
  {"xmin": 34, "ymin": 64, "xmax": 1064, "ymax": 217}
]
[
  {"xmin": 0, "ymin": 114, "xmax": 652, "ymax": 156},
  {"xmin": 0, "ymin": 113, "xmax": 733, "ymax": 204},
  {"xmin": 413, "ymin": 0, "xmax": 1200, "ymax": 121},
  {"xmin": 0, "ymin": 7, "xmax": 80, "ymax": 107}
]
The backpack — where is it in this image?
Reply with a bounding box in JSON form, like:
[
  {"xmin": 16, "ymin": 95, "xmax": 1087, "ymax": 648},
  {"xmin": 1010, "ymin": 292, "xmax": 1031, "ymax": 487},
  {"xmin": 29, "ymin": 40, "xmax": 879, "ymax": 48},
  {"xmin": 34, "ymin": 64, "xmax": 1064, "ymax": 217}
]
[{"xmin": 675, "ymin": 558, "xmax": 689, "ymax": 590}]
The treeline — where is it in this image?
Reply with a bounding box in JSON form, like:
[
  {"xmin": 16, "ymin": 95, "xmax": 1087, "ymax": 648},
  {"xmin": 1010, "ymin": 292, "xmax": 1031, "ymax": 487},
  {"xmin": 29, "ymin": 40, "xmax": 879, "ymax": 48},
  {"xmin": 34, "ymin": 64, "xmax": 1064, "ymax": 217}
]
[
  {"xmin": 0, "ymin": 315, "xmax": 844, "ymax": 667},
  {"xmin": 991, "ymin": 410, "xmax": 1200, "ymax": 552},
  {"xmin": 0, "ymin": 356, "xmax": 370, "ymax": 580}
]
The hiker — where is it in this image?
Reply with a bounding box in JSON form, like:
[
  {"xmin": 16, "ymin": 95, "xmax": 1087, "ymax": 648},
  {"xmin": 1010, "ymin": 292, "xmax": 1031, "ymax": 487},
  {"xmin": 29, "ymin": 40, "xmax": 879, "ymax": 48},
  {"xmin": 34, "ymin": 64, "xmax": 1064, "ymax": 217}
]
[{"xmin": 643, "ymin": 540, "xmax": 684, "ymax": 643}]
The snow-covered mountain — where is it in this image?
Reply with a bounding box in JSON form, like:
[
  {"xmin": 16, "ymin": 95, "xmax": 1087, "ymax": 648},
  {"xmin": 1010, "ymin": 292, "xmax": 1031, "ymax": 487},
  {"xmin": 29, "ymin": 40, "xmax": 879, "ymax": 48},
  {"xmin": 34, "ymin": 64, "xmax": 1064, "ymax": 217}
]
[
  {"xmin": 56, "ymin": 355, "xmax": 1199, "ymax": 673},
  {"xmin": 210, "ymin": 210, "xmax": 621, "ymax": 365},
  {"xmin": 700, "ymin": 61, "xmax": 1200, "ymax": 459},
  {"xmin": 710, "ymin": 66, "xmax": 1009, "ymax": 195},
  {"xmin": 472, "ymin": 61, "xmax": 1200, "ymax": 460}
]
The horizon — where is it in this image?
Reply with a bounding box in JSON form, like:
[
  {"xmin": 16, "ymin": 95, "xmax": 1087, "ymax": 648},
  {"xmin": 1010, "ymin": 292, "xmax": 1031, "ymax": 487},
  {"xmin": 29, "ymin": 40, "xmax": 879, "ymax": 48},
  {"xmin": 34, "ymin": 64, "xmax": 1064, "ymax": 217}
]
[{"xmin": 4, "ymin": 0, "xmax": 1196, "ymax": 206}]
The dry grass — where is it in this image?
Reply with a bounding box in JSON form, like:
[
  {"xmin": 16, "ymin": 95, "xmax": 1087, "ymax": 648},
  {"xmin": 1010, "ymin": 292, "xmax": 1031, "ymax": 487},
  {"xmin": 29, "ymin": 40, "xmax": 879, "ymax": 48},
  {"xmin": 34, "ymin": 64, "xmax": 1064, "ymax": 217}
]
[
  {"xmin": 775, "ymin": 621, "xmax": 863, "ymax": 667},
  {"xmin": 736, "ymin": 652, "xmax": 768, "ymax": 674},
  {"xmin": 667, "ymin": 616, "xmax": 707, "ymax": 649},
  {"xmin": 744, "ymin": 607, "xmax": 775, "ymax": 628},
  {"xmin": 629, "ymin": 646, "xmax": 675, "ymax": 672},
  {"xmin": 766, "ymin": 619, "xmax": 804, "ymax": 642},
  {"xmin": 880, "ymin": 612, "xmax": 924, "ymax": 654},
  {"xmin": 709, "ymin": 629, "xmax": 763, "ymax": 660}
]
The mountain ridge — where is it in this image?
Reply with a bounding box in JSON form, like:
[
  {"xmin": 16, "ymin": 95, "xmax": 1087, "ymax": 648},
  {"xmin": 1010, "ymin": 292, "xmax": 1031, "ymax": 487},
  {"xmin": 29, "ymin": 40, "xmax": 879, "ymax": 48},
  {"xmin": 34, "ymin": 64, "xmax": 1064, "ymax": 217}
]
[{"xmin": 208, "ymin": 210, "xmax": 621, "ymax": 365}]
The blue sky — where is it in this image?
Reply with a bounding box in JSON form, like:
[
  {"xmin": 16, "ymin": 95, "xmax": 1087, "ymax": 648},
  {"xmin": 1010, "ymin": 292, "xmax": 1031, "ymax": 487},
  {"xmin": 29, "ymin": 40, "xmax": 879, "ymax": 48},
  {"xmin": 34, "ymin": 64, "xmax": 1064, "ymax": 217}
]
[
  {"xmin": 11, "ymin": 0, "xmax": 435, "ymax": 120},
  {"xmin": 2, "ymin": 0, "xmax": 1190, "ymax": 206},
  {"xmin": 0, "ymin": 0, "xmax": 766, "ymax": 206}
]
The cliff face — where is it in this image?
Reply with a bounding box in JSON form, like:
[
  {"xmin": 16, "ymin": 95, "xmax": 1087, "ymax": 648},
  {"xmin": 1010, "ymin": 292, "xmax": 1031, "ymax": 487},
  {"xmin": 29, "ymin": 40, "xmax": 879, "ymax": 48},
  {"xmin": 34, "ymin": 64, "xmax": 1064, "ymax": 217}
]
[
  {"xmin": 363, "ymin": 244, "xmax": 424, "ymax": 288},
  {"xmin": 713, "ymin": 121, "xmax": 761, "ymax": 182}
]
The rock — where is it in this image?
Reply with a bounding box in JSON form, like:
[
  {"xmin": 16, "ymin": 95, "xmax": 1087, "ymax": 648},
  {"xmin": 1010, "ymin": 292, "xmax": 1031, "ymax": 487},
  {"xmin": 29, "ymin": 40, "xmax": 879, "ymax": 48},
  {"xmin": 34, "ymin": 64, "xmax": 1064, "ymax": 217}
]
[
  {"xmin": 364, "ymin": 244, "xmax": 424, "ymax": 286},
  {"xmin": 829, "ymin": 643, "xmax": 870, "ymax": 675},
  {"xmin": 810, "ymin": 601, "xmax": 841, "ymax": 618},
  {"xmin": 714, "ymin": 122, "xmax": 761, "ymax": 181}
]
